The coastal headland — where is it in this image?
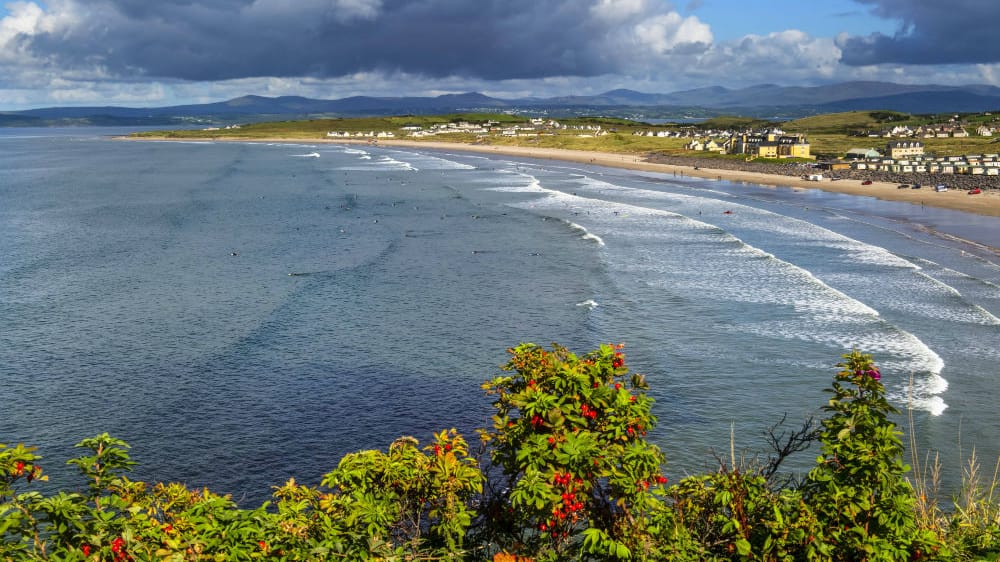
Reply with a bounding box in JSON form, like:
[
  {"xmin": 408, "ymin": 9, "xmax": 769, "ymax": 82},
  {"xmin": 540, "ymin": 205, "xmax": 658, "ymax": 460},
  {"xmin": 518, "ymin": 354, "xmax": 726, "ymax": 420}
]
[{"xmin": 125, "ymin": 135, "xmax": 1000, "ymax": 218}]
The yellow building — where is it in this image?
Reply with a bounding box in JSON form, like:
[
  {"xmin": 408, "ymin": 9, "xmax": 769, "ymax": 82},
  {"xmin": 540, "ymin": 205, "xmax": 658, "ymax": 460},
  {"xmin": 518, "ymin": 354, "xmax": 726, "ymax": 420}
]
[
  {"xmin": 730, "ymin": 133, "xmax": 810, "ymax": 159},
  {"xmin": 887, "ymin": 140, "xmax": 924, "ymax": 159}
]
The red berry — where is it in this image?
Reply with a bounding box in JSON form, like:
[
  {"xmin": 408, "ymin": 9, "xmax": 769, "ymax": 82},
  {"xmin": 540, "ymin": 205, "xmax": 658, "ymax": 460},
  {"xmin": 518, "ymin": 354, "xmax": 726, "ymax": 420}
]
[
  {"xmin": 82, "ymin": 545, "xmax": 91, "ymax": 556},
  {"xmin": 14, "ymin": 461, "xmax": 24, "ymax": 476}
]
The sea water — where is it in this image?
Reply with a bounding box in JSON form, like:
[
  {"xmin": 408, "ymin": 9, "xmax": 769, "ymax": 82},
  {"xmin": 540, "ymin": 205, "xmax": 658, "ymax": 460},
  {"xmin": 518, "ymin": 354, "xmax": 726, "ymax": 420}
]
[{"xmin": 1, "ymin": 129, "xmax": 997, "ymax": 505}]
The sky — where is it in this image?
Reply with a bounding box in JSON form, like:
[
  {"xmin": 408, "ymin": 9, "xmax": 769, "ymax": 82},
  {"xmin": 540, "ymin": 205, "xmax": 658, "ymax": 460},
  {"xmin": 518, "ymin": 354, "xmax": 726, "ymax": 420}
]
[{"xmin": 2, "ymin": 0, "xmax": 1000, "ymax": 110}]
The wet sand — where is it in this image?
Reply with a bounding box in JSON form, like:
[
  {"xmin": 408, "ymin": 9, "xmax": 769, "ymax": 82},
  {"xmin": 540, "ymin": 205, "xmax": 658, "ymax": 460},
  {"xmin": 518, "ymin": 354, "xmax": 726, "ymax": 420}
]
[{"xmin": 366, "ymin": 139, "xmax": 1000, "ymax": 218}]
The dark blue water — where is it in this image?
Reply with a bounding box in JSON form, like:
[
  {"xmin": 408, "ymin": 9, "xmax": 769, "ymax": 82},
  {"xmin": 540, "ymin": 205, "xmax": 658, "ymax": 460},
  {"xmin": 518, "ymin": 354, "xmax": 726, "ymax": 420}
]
[{"xmin": 2, "ymin": 129, "xmax": 997, "ymax": 504}]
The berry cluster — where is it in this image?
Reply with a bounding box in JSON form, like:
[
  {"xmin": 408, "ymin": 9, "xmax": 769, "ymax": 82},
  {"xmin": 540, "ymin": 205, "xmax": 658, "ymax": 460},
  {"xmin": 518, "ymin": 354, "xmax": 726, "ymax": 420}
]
[
  {"xmin": 612, "ymin": 351, "xmax": 624, "ymax": 369},
  {"xmin": 9, "ymin": 460, "xmax": 42, "ymax": 482},
  {"xmin": 110, "ymin": 536, "xmax": 129, "ymax": 561},
  {"xmin": 537, "ymin": 472, "xmax": 587, "ymax": 537}
]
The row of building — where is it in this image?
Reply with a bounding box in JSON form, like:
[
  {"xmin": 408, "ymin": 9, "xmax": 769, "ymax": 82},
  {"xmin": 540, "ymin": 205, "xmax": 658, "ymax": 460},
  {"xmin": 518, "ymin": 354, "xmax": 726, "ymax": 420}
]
[
  {"xmin": 684, "ymin": 131, "xmax": 812, "ymax": 159},
  {"xmin": 859, "ymin": 124, "xmax": 1000, "ymax": 139},
  {"xmin": 680, "ymin": 131, "xmax": 1000, "ymax": 177},
  {"xmin": 840, "ymin": 142, "xmax": 1000, "ymax": 175},
  {"xmin": 327, "ymin": 118, "xmax": 612, "ymax": 140}
]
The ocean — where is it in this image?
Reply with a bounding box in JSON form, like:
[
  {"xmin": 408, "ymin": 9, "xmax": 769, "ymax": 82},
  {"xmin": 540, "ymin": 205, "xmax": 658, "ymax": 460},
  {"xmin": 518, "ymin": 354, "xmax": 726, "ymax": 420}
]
[{"xmin": 1, "ymin": 128, "xmax": 997, "ymax": 505}]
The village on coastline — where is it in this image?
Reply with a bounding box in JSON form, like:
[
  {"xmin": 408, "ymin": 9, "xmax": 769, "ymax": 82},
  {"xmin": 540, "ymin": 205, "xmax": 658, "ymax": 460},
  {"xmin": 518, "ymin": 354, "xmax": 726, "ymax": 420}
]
[{"xmin": 322, "ymin": 114, "xmax": 1000, "ymax": 192}]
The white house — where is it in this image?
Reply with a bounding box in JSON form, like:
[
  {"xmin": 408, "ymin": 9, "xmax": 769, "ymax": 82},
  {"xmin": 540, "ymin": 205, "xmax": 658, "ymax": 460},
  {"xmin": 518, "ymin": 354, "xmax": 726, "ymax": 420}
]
[{"xmin": 846, "ymin": 148, "xmax": 881, "ymax": 160}]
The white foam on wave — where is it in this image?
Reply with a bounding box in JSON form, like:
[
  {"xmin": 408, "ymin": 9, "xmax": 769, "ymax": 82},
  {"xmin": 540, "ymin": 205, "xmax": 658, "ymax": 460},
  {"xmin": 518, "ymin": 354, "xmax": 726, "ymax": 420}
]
[
  {"xmin": 571, "ymin": 172, "xmax": 997, "ymax": 331},
  {"xmin": 483, "ymin": 172, "xmax": 547, "ymax": 193},
  {"xmin": 567, "ymin": 221, "xmax": 605, "ymax": 246},
  {"xmin": 571, "ymin": 175, "xmax": 922, "ymax": 272},
  {"xmin": 508, "ymin": 176, "xmax": 885, "ymax": 321},
  {"xmin": 574, "ymin": 195, "xmax": 952, "ymax": 414},
  {"xmin": 475, "ymin": 168, "xmax": 953, "ymax": 416},
  {"xmin": 731, "ymin": 314, "xmax": 947, "ymax": 415},
  {"xmin": 485, "ymin": 172, "xmax": 611, "ymax": 247},
  {"xmin": 336, "ymin": 147, "xmax": 372, "ymax": 160},
  {"xmin": 887, "ymin": 371, "xmax": 950, "ymax": 416},
  {"xmin": 576, "ymin": 299, "xmax": 599, "ymax": 309},
  {"xmin": 375, "ymin": 155, "xmax": 418, "ymax": 171},
  {"xmin": 820, "ymin": 266, "xmax": 1000, "ymax": 326},
  {"xmin": 384, "ymin": 149, "xmax": 477, "ymax": 170},
  {"xmin": 292, "ymin": 152, "xmax": 320, "ymax": 158},
  {"xmin": 333, "ymin": 153, "xmax": 418, "ymax": 172}
]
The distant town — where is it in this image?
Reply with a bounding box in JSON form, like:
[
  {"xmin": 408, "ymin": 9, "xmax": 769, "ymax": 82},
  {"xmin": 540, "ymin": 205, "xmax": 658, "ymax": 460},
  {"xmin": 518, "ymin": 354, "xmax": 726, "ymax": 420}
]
[{"xmin": 320, "ymin": 114, "xmax": 1000, "ymax": 184}]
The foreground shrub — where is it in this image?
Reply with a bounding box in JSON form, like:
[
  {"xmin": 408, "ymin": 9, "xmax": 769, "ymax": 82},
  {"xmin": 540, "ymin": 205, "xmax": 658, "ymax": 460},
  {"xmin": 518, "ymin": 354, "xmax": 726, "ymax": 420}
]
[
  {"xmin": 318, "ymin": 429, "xmax": 484, "ymax": 558},
  {"xmin": 2, "ymin": 344, "xmax": 993, "ymax": 560},
  {"xmin": 477, "ymin": 343, "xmax": 667, "ymax": 561},
  {"xmin": 803, "ymin": 350, "xmax": 944, "ymax": 561},
  {"xmin": 665, "ymin": 468, "xmax": 824, "ymax": 561}
]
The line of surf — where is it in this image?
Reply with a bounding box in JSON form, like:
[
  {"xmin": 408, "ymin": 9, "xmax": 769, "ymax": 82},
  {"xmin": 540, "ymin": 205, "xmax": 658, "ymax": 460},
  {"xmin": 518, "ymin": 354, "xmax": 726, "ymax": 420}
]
[{"xmin": 486, "ymin": 168, "xmax": 949, "ymax": 414}]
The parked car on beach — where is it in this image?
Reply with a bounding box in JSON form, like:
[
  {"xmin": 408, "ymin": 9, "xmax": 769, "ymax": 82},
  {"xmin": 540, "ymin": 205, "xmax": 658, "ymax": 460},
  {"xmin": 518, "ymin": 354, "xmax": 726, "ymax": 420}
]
[{"xmin": 862, "ymin": 180, "xmax": 873, "ymax": 185}]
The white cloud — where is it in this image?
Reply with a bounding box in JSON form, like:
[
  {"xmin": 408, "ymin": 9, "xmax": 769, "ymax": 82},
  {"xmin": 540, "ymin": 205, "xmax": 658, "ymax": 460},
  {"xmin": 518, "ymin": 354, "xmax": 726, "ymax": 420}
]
[
  {"xmin": 0, "ymin": 1, "xmax": 46, "ymax": 63},
  {"xmin": 681, "ymin": 30, "xmax": 841, "ymax": 86},
  {"xmin": 976, "ymin": 64, "xmax": 1000, "ymax": 86},
  {"xmin": 590, "ymin": 0, "xmax": 648, "ymax": 22},
  {"xmin": 633, "ymin": 12, "xmax": 712, "ymax": 55},
  {"xmin": 1, "ymin": 0, "xmax": 999, "ymax": 110}
]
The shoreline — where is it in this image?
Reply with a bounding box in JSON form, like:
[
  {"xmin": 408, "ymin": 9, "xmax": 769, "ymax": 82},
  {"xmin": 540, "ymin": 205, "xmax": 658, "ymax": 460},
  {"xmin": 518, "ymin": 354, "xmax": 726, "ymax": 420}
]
[{"xmin": 122, "ymin": 135, "xmax": 1000, "ymax": 218}]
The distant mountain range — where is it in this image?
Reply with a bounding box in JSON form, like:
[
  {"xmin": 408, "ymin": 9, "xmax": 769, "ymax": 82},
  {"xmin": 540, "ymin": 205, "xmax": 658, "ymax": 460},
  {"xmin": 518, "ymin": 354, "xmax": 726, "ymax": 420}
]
[{"xmin": 5, "ymin": 81, "xmax": 1000, "ymax": 126}]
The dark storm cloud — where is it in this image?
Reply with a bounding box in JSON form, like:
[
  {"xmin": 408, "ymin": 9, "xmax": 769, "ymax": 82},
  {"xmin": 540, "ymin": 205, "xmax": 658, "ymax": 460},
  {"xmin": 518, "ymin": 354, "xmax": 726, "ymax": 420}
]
[
  {"xmin": 838, "ymin": 0, "xmax": 1000, "ymax": 65},
  {"xmin": 19, "ymin": 0, "xmax": 700, "ymax": 82}
]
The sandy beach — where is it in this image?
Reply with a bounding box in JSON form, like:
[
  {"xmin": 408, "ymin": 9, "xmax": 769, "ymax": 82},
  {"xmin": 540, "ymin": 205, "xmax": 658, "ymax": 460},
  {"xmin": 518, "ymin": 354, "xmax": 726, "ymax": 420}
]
[
  {"xmin": 128, "ymin": 136, "xmax": 1000, "ymax": 218},
  {"xmin": 361, "ymin": 139, "xmax": 1000, "ymax": 218}
]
